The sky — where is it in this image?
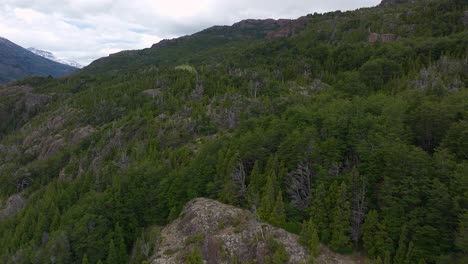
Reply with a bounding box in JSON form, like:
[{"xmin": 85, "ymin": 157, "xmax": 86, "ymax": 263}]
[{"xmin": 0, "ymin": 0, "xmax": 380, "ymax": 66}]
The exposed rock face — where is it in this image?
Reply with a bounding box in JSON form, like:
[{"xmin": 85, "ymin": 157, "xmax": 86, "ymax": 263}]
[
  {"xmin": 142, "ymin": 89, "xmax": 162, "ymax": 98},
  {"xmin": 0, "ymin": 194, "xmax": 25, "ymax": 219},
  {"xmin": 150, "ymin": 198, "xmax": 357, "ymax": 264},
  {"xmin": 368, "ymin": 33, "xmax": 398, "ymax": 42}
]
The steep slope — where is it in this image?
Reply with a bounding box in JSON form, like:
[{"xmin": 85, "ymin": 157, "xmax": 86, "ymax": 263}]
[
  {"xmin": 0, "ymin": 37, "xmax": 77, "ymax": 84},
  {"xmin": 27, "ymin": 48, "xmax": 83, "ymax": 68},
  {"xmin": 0, "ymin": 0, "xmax": 466, "ymax": 264},
  {"xmin": 148, "ymin": 198, "xmax": 356, "ymax": 264}
]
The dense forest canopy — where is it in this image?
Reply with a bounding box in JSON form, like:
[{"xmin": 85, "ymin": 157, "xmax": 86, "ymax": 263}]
[{"xmin": 0, "ymin": 0, "xmax": 467, "ymax": 263}]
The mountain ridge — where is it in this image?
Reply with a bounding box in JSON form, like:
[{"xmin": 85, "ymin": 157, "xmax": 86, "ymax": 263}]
[
  {"xmin": 27, "ymin": 47, "xmax": 83, "ymax": 69},
  {"xmin": 0, "ymin": 37, "xmax": 77, "ymax": 84}
]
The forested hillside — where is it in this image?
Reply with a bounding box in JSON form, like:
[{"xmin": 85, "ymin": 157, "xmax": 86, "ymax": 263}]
[{"xmin": 0, "ymin": 0, "xmax": 467, "ymax": 263}]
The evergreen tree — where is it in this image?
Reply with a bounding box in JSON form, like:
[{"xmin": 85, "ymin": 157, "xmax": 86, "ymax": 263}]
[
  {"xmin": 362, "ymin": 210, "xmax": 391, "ymax": 259},
  {"xmin": 247, "ymin": 160, "xmax": 262, "ymax": 207},
  {"xmin": 81, "ymin": 254, "xmax": 89, "ymax": 264},
  {"xmin": 258, "ymin": 172, "xmax": 276, "ymax": 221},
  {"xmin": 310, "ymin": 182, "xmax": 329, "ymax": 242},
  {"xmin": 106, "ymin": 239, "xmax": 118, "ymax": 264},
  {"xmin": 455, "ymin": 211, "xmax": 468, "ymax": 255},
  {"xmin": 394, "ymin": 226, "xmax": 408, "ymax": 264},
  {"xmin": 330, "ymin": 182, "xmax": 352, "ymax": 253},
  {"xmin": 114, "ymin": 223, "xmax": 127, "ymax": 263},
  {"xmin": 270, "ymin": 190, "xmax": 286, "ymax": 227},
  {"xmin": 383, "ymin": 251, "xmax": 391, "ymax": 264},
  {"xmin": 299, "ymin": 219, "xmax": 320, "ymax": 258}
]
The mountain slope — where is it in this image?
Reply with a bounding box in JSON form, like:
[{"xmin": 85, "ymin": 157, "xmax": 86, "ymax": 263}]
[
  {"xmin": 0, "ymin": 37, "xmax": 77, "ymax": 84},
  {"xmin": 27, "ymin": 48, "xmax": 83, "ymax": 68},
  {"xmin": 0, "ymin": 0, "xmax": 466, "ymax": 264},
  {"xmin": 147, "ymin": 198, "xmax": 356, "ymax": 264}
]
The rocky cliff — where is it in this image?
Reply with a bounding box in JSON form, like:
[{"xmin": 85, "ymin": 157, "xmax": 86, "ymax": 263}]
[{"xmin": 149, "ymin": 198, "xmax": 357, "ymax": 264}]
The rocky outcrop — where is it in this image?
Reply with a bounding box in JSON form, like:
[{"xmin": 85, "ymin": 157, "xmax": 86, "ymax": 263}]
[
  {"xmin": 368, "ymin": 33, "xmax": 398, "ymax": 42},
  {"xmin": 149, "ymin": 198, "xmax": 357, "ymax": 264},
  {"xmin": 0, "ymin": 194, "xmax": 25, "ymax": 219}
]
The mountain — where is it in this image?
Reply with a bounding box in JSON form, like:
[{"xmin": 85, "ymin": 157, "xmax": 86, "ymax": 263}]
[
  {"xmin": 27, "ymin": 47, "xmax": 83, "ymax": 68},
  {"xmin": 0, "ymin": 37, "xmax": 77, "ymax": 84},
  {"xmin": 0, "ymin": 0, "xmax": 467, "ymax": 263}
]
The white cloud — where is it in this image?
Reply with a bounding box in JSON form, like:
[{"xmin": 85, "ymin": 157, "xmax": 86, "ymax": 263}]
[{"xmin": 0, "ymin": 0, "xmax": 380, "ymax": 65}]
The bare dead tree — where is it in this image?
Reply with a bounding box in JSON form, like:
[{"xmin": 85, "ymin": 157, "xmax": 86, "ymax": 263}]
[
  {"xmin": 288, "ymin": 161, "xmax": 314, "ymax": 210},
  {"xmin": 14, "ymin": 168, "xmax": 32, "ymax": 192},
  {"xmin": 231, "ymin": 159, "xmax": 247, "ymax": 199},
  {"xmin": 351, "ymin": 170, "xmax": 367, "ymax": 248}
]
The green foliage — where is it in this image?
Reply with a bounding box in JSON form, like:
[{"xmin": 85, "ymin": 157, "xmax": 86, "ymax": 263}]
[
  {"xmin": 82, "ymin": 254, "xmax": 89, "ymax": 264},
  {"xmin": 270, "ymin": 190, "xmax": 286, "ymax": 227},
  {"xmin": 186, "ymin": 246, "xmax": 203, "ymax": 264},
  {"xmin": 0, "ymin": 1, "xmax": 466, "ymax": 263},
  {"xmin": 362, "ymin": 210, "xmax": 392, "ymax": 260},
  {"xmin": 329, "ymin": 182, "xmax": 352, "ymax": 253},
  {"xmin": 106, "ymin": 239, "xmax": 118, "ymax": 264},
  {"xmin": 299, "ymin": 219, "xmax": 320, "ymax": 258}
]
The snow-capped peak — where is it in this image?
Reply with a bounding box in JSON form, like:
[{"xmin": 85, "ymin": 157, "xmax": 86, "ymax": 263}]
[{"xmin": 28, "ymin": 47, "xmax": 83, "ymax": 68}]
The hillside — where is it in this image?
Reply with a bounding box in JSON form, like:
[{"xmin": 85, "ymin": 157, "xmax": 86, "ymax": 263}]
[
  {"xmin": 146, "ymin": 198, "xmax": 356, "ymax": 264},
  {"xmin": 0, "ymin": 0, "xmax": 467, "ymax": 264},
  {"xmin": 0, "ymin": 37, "xmax": 77, "ymax": 84}
]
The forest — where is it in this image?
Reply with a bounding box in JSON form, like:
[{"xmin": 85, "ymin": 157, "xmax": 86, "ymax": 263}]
[{"xmin": 0, "ymin": 0, "xmax": 467, "ymax": 263}]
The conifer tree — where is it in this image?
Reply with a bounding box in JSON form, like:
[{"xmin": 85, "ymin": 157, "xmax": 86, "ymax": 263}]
[
  {"xmin": 114, "ymin": 223, "xmax": 127, "ymax": 263},
  {"xmin": 270, "ymin": 190, "xmax": 286, "ymax": 227},
  {"xmin": 81, "ymin": 254, "xmax": 89, "ymax": 264},
  {"xmin": 394, "ymin": 226, "xmax": 408, "ymax": 264},
  {"xmin": 310, "ymin": 182, "xmax": 329, "ymax": 242},
  {"xmin": 299, "ymin": 219, "xmax": 320, "ymax": 258},
  {"xmin": 258, "ymin": 172, "xmax": 276, "ymax": 221},
  {"xmin": 383, "ymin": 251, "xmax": 391, "ymax": 264},
  {"xmin": 330, "ymin": 182, "xmax": 351, "ymax": 252},
  {"xmin": 247, "ymin": 160, "xmax": 262, "ymax": 207},
  {"xmin": 106, "ymin": 239, "xmax": 118, "ymax": 264},
  {"xmin": 362, "ymin": 210, "xmax": 391, "ymax": 259}
]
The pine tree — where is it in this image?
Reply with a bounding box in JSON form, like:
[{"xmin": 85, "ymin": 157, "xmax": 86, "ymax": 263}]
[
  {"xmin": 383, "ymin": 251, "xmax": 391, "ymax": 264},
  {"xmin": 299, "ymin": 219, "xmax": 320, "ymax": 258},
  {"xmin": 114, "ymin": 223, "xmax": 127, "ymax": 263},
  {"xmin": 270, "ymin": 190, "xmax": 286, "ymax": 227},
  {"xmin": 247, "ymin": 160, "xmax": 262, "ymax": 207},
  {"xmin": 394, "ymin": 226, "xmax": 408, "ymax": 264},
  {"xmin": 81, "ymin": 254, "xmax": 89, "ymax": 264},
  {"xmin": 330, "ymin": 182, "xmax": 352, "ymax": 253},
  {"xmin": 106, "ymin": 239, "xmax": 118, "ymax": 264},
  {"xmin": 362, "ymin": 210, "xmax": 390, "ymax": 259},
  {"xmin": 404, "ymin": 241, "xmax": 414, "ymax": 264},
  {"xmin": 310, "ymin": 182, "xmax": 329, "ymax": 242},
  {"xmin": 258, "ymin": 172, "xmax": 276, "ymax": 221}
]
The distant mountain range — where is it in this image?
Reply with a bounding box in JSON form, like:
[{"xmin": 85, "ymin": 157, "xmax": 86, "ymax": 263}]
[
  {"xmin": 0, "ymin": 37, "xmax": 77, "ymax": 84},
  {"xmin": 27, "ymin": 47, "xmax": 83, "ymax": 69}
]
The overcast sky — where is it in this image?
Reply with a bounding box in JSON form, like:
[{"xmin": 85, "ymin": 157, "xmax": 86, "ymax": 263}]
[{"xmin": 0, "ymin": 0, "xmax": 380, "ymax": 65}]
